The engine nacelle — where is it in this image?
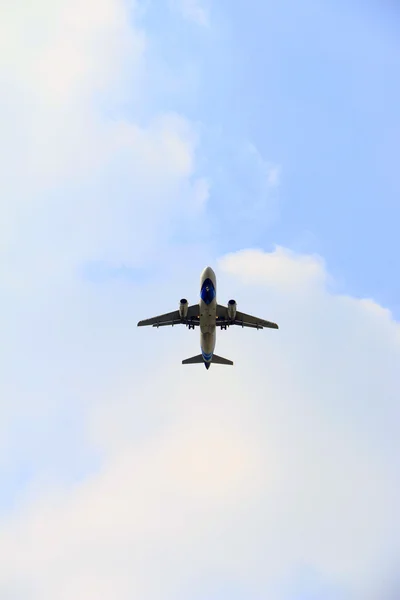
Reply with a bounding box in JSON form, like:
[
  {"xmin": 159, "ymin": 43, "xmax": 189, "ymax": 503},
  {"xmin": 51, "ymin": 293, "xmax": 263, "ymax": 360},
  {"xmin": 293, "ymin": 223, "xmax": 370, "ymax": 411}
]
[
  {"xmin": 227, "ymin": 299, "xmax": 237, "ymax": 320},
  {"xmin": 179, "ymin": 298, "xmax": 188, "ymax": 319}
]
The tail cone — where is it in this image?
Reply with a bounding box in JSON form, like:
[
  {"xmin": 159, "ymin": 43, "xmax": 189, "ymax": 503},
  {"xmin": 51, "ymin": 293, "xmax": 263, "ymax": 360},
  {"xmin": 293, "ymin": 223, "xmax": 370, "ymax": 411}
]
[{"xmin": 204, "ymin": 362, "xmax": 210, "ymax": 370}]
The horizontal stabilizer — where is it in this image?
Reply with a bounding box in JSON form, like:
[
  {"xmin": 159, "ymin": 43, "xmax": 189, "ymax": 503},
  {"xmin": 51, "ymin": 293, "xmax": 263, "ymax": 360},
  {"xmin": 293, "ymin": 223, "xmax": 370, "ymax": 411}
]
[
  {"xmin": 182, "ymin": 353, "xmax": 233, "ymax": 366},
  {"xmin": 212, "ymin": 354, "xmax": 233, "ymax": 365},
  {"xmin": 182, "ymin": 354, "xmax": 204, "ymax": 364}
]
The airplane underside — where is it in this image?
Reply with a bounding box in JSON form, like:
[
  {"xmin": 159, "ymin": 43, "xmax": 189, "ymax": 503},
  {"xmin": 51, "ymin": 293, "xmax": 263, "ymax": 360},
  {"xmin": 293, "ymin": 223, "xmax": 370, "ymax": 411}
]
[{"xmin": 137, "ymin": 266, "xmax": 278, "ymax": 368}]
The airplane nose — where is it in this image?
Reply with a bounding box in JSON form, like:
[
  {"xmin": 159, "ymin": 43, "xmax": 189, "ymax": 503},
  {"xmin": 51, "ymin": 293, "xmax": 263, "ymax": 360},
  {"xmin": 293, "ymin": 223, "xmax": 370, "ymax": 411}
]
[{"xmin": 201, "ymin": 266, "xmax": 216, "ymax": 285}]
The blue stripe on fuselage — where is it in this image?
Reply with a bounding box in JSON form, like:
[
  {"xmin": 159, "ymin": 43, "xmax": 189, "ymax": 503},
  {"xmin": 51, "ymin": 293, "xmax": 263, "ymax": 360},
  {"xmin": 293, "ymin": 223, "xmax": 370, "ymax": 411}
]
[{"xmin": 202, "ymin": 350, "xmax": 213, "ymax": 362}]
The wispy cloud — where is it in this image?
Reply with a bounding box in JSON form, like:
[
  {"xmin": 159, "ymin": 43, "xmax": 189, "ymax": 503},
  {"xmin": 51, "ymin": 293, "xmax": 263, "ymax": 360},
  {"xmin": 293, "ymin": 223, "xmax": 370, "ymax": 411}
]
[
  {"xmin": 267, "ymin": 164, "xmax": 281, "ymax": 187},
  {"xmin": 170, "ymin": 0, "xmax": 209, "ymax": 26},
  {"xmin": 246, "ymin": 142, "xmax": 281, "ymax": 188}
]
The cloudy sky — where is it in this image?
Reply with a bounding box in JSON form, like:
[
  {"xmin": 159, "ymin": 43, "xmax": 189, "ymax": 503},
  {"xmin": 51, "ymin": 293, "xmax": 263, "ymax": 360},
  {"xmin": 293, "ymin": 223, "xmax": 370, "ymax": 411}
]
[{"xmin": 1, "ymin": 0, "xmax": 400, "ymax": 598}]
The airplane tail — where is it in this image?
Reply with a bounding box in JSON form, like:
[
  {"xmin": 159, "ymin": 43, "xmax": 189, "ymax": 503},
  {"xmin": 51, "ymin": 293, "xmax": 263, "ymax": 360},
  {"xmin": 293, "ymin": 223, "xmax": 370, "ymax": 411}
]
[
  {"xmin": 182, "ymin": 354, "xmax": 233, "ymax": 366},
  {"xmin": 182, "ymin": 354, "xmax": 204, "ymax": 364},
  {"xmin": 212, "ymin": 354, "xmax": 233, "ymax": 365}
]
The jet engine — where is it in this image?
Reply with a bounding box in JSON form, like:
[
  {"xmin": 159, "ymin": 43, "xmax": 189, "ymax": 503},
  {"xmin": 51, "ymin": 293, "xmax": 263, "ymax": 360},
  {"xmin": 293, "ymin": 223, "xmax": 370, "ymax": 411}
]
[
  {"xmin": 179, "ymin": 298, "xmax": 188, "ymax": 318},
  {"xmin": 227, "ymin": 299, "xmax": 237, "ymax": 320}
]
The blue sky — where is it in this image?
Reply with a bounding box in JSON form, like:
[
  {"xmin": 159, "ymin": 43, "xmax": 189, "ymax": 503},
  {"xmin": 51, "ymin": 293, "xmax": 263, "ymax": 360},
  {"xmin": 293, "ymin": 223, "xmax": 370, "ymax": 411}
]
[
  {"xmin": 0, "ymin": 1, "xmax": 399, "ymax": 598},
  {"xmin": 140, "ymin": 0, "xmax": 400, "ymax": 313}
]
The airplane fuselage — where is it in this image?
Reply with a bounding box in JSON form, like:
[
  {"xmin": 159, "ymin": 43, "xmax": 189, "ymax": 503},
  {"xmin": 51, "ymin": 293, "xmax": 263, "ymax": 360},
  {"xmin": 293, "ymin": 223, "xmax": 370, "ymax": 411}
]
[{"xmin": 199, "ymin": 267, "xmax": 217, "ymax": 369}]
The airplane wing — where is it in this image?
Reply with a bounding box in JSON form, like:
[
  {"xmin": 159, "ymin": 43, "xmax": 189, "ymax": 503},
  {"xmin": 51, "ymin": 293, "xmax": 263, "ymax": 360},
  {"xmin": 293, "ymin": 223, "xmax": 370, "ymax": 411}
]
[
  {"xmin": 216, "ymin": 304, "xmax": 278, "ymax": 330},
  {"xmin": 137, "ymin": 304, "xmax": 200, "ymax": 328}
]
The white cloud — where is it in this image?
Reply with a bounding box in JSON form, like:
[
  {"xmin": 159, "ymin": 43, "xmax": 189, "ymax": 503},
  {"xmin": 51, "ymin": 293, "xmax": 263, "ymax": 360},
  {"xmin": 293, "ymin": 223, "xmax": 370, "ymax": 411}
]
[
  {"xmin": 0, "ymin": 0, "xmax": 145, "ymax": 184},
  {"xmin": 0, "ymin": 0, "xmax": 207, "ymax": 289},
  {"xmin": 218, "ymin": 245, "xmax": 328, "ymax": 290},
  {"xmin": 1, "ymin": 246, "xmax": 399, "ymax": 599},
  {"xmin": 0, "ymin": 0, "xmax": 145, "ymax": 106},
  {"xmin": 0, "ymin": 0, "xmax": 207, "ymax": 486}
]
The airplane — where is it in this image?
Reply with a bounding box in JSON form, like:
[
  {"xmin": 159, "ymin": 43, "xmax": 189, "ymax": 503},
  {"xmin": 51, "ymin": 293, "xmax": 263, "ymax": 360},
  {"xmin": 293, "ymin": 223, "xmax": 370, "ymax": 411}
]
[{"xmin": 137, "ymin": 266, "xmax": 279, "ymax": 369}]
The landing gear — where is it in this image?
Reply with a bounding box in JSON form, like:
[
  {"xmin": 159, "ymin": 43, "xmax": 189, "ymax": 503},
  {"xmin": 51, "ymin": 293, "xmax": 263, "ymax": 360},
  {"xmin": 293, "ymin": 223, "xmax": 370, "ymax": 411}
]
[
  {"xmin": 187, "ymin": 323, "xmax": 195, "ymax": 330},
  {"xmin": 220, "ymin": 324, "xmax": 228, "ymax": 331}
]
